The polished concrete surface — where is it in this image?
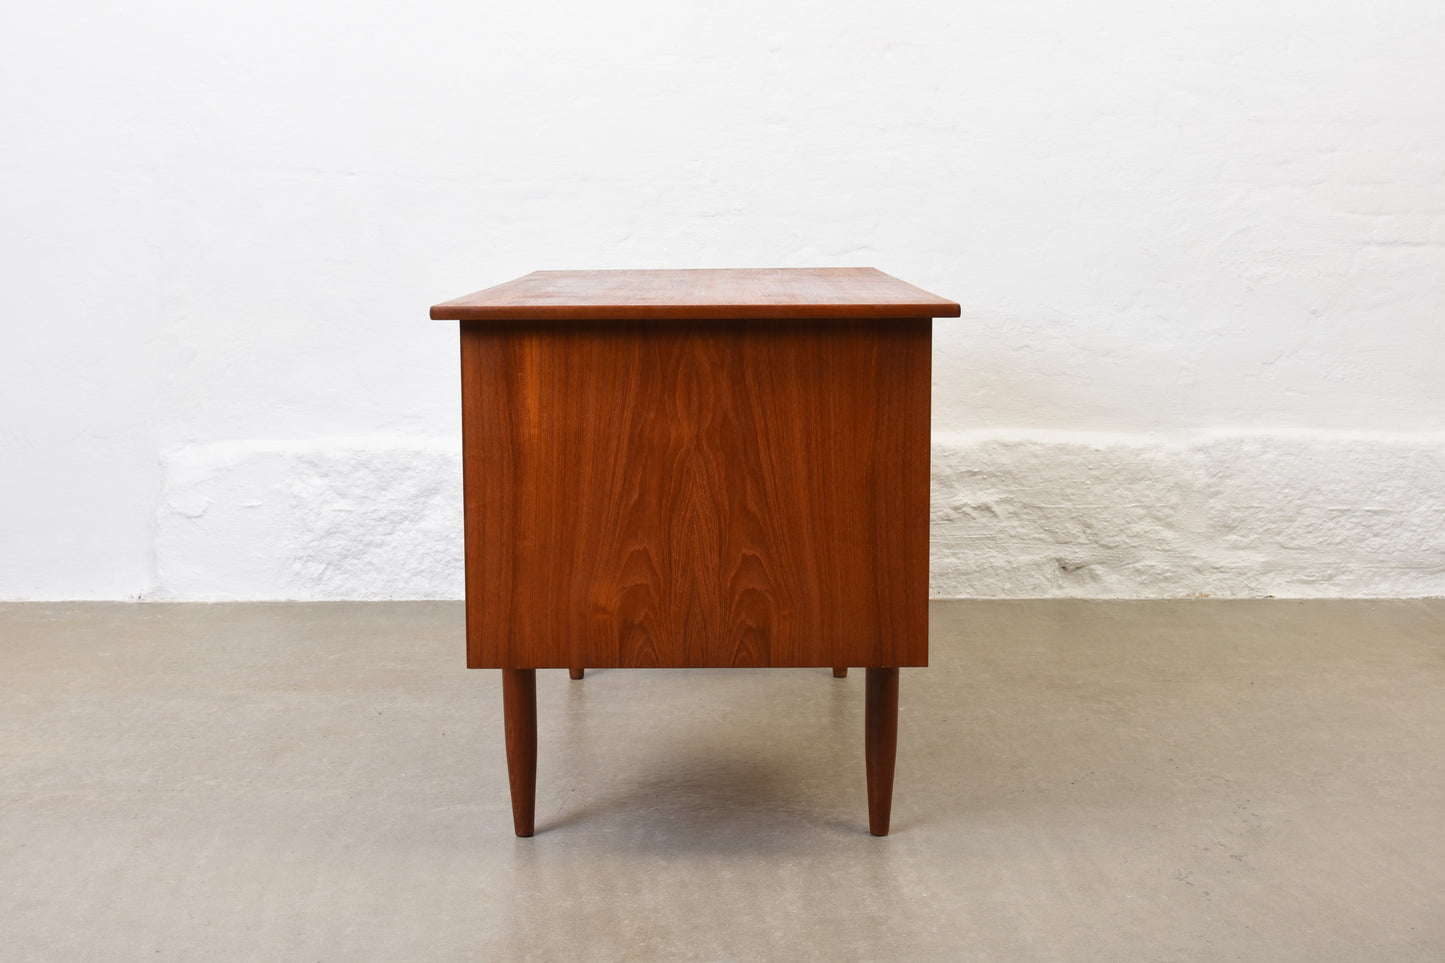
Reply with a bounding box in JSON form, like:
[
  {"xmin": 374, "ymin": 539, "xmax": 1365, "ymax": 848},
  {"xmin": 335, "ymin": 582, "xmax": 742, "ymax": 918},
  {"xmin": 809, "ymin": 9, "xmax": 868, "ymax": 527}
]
[{"xmin": 2, "ymin": 600, "xmax": 1443, "ymax": 961}]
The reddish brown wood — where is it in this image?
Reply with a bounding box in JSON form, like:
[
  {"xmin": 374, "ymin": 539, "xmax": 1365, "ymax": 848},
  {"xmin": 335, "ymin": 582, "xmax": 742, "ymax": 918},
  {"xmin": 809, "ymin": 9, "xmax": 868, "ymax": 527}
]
[
  {"xmin": 445, "ymin": 268, "xmax": 952, "ymax": 835},
  {"xmin": 833, "ymin": 667, "xmax": 849, "ymax": 678},
  {"xmin": 502, "ymin": 669, "xmax": 537, "ymax": 837},
  {"xmin": 865, "ymin": 667, "xmax": 900, "ymax": 837},
  {"xmin": 460, "ymin": 318, "xmax": 930, "ymax": 670},
  {"xmin": 432, "ymin": 267, "xmax": 961, "ymax": 322},
  {"xmin": 569, "ymin": 667, "xmax": 585, "ymax": 680}
]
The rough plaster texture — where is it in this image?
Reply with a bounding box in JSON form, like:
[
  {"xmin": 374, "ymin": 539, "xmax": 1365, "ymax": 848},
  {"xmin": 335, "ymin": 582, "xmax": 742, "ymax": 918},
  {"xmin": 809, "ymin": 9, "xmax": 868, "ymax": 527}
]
[
  {"xmin": 157, "ymin": 440, "xmax": 463, "ymax": 600},
  {"xmin": 155, "ymin": 432, "xmax": 1445, "ymax": 600},
  {"xmin": 4, "ymin": 1, "xmax": 1445, "ymax": 598},
  {"xmin": 930, "ymin": 430, "xmax": 1445, "ymax": 599}
]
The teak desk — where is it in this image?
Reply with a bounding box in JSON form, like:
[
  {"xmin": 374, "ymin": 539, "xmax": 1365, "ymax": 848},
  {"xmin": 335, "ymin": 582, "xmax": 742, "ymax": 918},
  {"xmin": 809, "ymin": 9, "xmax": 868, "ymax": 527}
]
[{"xmin": 431, "ymin": 268, "xmax": 959, "ymax": 836}]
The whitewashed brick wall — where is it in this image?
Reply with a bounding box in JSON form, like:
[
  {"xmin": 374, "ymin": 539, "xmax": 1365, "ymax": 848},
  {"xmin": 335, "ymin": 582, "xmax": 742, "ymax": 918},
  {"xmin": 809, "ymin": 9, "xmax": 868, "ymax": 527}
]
[{"xmin": 153, "ymin": 431, "xmax": 1445, "ymax": 600}]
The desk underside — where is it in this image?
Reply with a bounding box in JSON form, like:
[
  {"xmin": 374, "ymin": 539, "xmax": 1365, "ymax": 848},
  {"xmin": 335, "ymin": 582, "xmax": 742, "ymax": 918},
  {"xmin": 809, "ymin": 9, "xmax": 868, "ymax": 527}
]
[{"xmin": 460, "ymin": 318, "xmax": 930, "ymax": 669}]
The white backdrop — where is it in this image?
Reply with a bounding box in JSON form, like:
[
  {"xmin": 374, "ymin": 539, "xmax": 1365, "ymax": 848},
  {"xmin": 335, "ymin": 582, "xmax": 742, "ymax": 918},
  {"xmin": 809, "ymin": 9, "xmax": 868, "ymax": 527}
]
[{"xmin": 2, "ymin": 0, "xmax": 1443, "ymax": 599}]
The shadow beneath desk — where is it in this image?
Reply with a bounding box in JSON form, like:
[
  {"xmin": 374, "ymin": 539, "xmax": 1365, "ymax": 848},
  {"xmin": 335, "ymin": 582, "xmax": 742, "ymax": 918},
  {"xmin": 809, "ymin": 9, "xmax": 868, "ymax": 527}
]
[{"xmin": 534, "ymin": 667, "xmax": 878, "ymax": 848}]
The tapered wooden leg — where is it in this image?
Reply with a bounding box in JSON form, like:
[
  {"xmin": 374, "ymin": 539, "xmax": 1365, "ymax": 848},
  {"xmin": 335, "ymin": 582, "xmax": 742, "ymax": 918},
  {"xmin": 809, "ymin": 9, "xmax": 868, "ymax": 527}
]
[
  {"xmin": 569, "ymin": 666, "xmax": 585, "ymax": 680},
  {"xmin": 833, "ymin": 666, "xmax": 848, "ymax": 678},
  {"xmin": 502, "ymin": 669, "xmax": 537, "ymax": 837},
  {"xmin": 865, "ymin": 667, "xmax": 899, "ymax": 836}
]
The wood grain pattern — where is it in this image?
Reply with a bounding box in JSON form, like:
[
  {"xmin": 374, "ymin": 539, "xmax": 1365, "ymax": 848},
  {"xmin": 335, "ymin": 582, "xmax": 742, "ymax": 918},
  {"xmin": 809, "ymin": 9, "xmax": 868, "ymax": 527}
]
[
  {"xmin": 433, "ymin": 268, "xmax": 961, "ymax": 321},
  {"xmin": 460, "ymin": 318, "xmax": 931, "ymax": 670}
]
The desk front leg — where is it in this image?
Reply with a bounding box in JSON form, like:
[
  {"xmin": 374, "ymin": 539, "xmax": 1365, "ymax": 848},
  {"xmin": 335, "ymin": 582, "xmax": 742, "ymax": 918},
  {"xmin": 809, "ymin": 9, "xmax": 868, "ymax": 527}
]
[
  {"xmin": 502, "ymin": 669, "xmax": 537, "ymax": 837},
  {"xmin": 865, "ymin": 667, "xmax": 899, "ymax": 836}
]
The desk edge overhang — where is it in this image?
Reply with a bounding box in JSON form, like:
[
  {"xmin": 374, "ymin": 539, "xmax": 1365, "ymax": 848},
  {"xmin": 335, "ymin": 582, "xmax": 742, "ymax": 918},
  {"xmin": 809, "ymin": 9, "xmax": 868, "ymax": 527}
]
[{"xmin": 430, "ymin": 303, "xmax": 961, "ymax": 321}]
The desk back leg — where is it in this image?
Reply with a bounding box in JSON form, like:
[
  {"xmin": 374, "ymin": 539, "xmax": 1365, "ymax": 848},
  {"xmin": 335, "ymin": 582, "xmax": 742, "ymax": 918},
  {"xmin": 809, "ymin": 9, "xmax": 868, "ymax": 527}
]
[
  {"xmin": 502, "ymin": 668, "xmax": 538, "ymax": 836},
  {"xmin": 865, "ymin": 667, "xmax": 899, "ymax": 836}
]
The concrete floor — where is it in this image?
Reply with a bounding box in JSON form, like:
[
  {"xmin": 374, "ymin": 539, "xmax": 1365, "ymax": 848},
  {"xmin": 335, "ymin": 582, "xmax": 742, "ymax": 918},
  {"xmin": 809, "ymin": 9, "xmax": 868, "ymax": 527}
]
[{"xmin": 2, "ymin": 601, "xmax": 1443, "ymax": 961}]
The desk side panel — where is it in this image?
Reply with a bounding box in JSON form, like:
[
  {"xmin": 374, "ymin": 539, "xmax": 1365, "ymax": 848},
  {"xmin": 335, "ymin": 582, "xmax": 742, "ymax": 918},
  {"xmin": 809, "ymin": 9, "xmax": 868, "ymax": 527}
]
[{"xmin": 460, "ymin": 319, "xmax": 929, "ymax": 669}]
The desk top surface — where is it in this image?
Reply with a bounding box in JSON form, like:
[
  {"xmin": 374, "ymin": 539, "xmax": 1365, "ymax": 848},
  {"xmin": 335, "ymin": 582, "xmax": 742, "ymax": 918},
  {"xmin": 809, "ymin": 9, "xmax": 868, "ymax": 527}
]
[{"xmin": 430, "ymin": 267, "xmax": 960, "ymax": 321}]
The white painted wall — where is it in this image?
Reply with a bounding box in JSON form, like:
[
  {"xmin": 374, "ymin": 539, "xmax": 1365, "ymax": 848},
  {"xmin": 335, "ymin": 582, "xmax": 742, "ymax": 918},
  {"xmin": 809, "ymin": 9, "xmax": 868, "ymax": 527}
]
[{"xmin": 3, "ymin": 1, "xmax": 1443, "ymax": 599}]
